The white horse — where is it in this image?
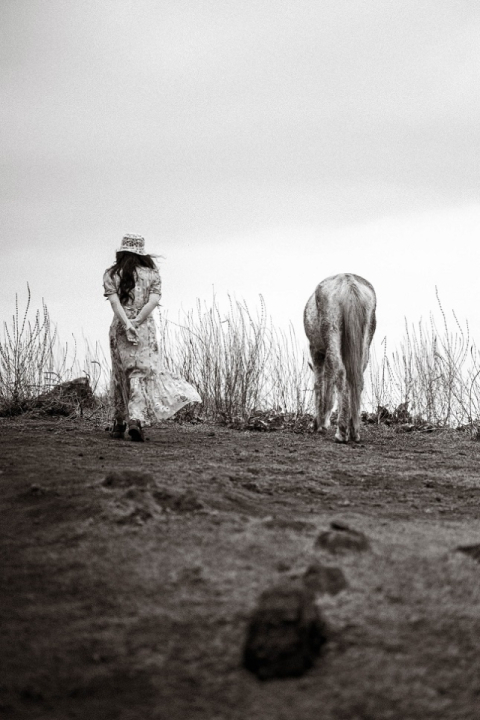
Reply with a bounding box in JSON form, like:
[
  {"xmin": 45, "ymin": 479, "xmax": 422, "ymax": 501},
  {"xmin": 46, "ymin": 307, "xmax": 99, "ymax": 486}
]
[{"xmin": 304, "ymin": 273, "xmax": 376, "ymax": 443}]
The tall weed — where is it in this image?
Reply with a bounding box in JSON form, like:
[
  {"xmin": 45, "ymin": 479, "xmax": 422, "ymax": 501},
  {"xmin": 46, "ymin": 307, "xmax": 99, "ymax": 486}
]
[{"xmin": 365, "ymin": 290, "xmax": 480, "ymax": 426}]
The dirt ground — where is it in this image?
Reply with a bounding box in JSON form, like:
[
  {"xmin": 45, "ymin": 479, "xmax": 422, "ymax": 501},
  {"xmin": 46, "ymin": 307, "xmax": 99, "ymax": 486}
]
[{"xmin": 2, "ymin": 416, "xmax": 480, "ymax": 720}]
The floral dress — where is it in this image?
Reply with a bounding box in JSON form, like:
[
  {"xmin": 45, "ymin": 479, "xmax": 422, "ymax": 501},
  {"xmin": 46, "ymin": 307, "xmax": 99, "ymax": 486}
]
[{"xmin": 103, "ymin": 265, "xmax": 201, "ymax": 425}]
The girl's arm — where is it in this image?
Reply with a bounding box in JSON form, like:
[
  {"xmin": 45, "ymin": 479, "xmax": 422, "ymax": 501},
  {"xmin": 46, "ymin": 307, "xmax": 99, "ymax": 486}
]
[
  {"xmin": 132, "ymin": 293, "xmax": 161, "ymax": 326},
  {"xmin": 108, "ymin": 294, "xmax": 138, "ymax": 342}
]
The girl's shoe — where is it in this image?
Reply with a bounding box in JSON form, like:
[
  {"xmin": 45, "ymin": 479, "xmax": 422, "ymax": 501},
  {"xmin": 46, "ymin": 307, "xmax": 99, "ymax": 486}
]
[
  {"xmin": 111, "ymin": 421, "xmax": 126, "ymax": 439},
  {"xmin": 128, "ymin": 420, "xmax": 145, "ymax": 442}
]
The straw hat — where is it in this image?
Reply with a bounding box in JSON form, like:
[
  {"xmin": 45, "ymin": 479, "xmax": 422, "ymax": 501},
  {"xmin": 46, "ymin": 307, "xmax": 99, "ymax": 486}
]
[{"xmin": 117, "ymin": 234, "xmax": 147, "ymax": 256}]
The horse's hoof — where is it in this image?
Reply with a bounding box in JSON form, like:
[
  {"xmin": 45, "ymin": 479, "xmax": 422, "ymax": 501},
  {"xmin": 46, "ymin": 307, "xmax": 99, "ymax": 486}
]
[{"xmin": 334, "ymin": 434, "xmax": 348, "ymax": 444}]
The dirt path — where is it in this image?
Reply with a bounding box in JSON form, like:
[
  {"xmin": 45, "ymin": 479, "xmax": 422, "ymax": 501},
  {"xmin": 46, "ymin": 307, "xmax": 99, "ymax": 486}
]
[{"xmin": 2, "ymin": 417, "xmax": 480, "ymax": 719}]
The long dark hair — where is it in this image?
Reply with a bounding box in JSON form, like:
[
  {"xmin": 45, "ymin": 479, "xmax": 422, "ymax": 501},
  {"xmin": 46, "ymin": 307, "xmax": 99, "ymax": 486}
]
[{"xmin": 108, "ymin": 251, "xmax": 157, "ymax": 305}]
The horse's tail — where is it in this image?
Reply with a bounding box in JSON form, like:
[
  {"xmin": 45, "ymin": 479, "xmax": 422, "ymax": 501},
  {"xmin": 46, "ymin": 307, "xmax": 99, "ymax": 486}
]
[{"xmin": 340, "ymin": 284, "xmax": 368, "ymax": 420}]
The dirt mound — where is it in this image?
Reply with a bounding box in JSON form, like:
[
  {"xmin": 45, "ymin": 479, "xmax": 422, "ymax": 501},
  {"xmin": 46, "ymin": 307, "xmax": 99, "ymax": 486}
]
[
  {"xmin": 32, "ymin": 377, "xmax": 95, "ymax": 416},
  {"xmin": 153, "ymin": 487, "xmax": 203, "ymax": 512},
  {"xmin": 102, "ymin": 469, "xmax": 203, "ymax": 525},
  {"xmin": 302, "ymin": 562, "xmax": 348, "ymax": 595},
  {"xmin": 103, "ymin": 469, "xmax": 155, "ymax": 488},
  {"xmin": 243, "ymin": 582, "xmax": 327, "ymax": 679}
]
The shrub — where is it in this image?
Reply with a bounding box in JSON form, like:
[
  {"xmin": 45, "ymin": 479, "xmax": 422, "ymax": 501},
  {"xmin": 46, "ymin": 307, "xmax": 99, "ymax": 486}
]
[{"xmin": 0, "ymin": 286, "xmax": 109, "ymax": 417}]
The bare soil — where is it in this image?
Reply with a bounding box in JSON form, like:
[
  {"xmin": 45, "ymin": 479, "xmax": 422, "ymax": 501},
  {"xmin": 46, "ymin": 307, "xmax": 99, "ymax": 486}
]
[{"xmin": 2, "ymin": 417, "xmax": 480, "ymax": 719}]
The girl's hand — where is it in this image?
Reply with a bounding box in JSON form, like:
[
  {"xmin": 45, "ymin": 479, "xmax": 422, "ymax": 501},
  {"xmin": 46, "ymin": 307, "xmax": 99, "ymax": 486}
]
[{"xmin": 125, "ymin": 322, "xmax": 139, "ymax": 345}]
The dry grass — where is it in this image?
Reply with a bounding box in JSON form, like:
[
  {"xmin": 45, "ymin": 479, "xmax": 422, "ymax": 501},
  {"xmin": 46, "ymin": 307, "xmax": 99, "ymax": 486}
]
[
  {"xmin": 2, "ymin": 287, "xmax": 480, "ymax": 430},
  {"xmin": 0, "ymin": 286, "xmax": 109, "ymax": 418},
  {"xmin": 158, "ymin": 295, "xmax": 312, "ymax": 423},
  {"xmin": 367, "ymin": 290, "xmax": 480, "ymax": 428}
]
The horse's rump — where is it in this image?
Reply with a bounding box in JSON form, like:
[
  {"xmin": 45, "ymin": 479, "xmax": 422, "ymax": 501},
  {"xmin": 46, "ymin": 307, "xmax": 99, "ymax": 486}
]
[{"xmin": 337, "ymin": 277, "xmax": 373, "ymax": 380}]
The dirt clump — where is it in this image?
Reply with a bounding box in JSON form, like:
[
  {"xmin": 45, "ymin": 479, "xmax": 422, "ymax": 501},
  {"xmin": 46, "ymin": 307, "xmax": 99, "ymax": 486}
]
[
  {"xmin": 26, "ymin": 483, "xmax": 48, "ymax": 497},
  {"xmin": 456, "ymin": 544, "xmax": 480, "ymax": 562},
  {"xmin": 315, "ymin": 520, "xmax": 370, "ymax": 553},
  {"xmin": 103, "ymin": 469, "xmax": 155, "ymax": 488},
  {"xmin": 153, "ymin": 487, "xmax": 203, "ymax": 512},
  {"xmin": 243, "ymin": 582, "xmax": 327, "ymax": 680},
  {"xmin": 103, "ymin": 471, "xmax": 203, "ymax": 513},
  {"xmin": 302, "ymin": 562, "xmax": 348, "ymax": 594},
  {"xmin": 103, "ymin": 472, "xmax": 203, "ymax": 523}
]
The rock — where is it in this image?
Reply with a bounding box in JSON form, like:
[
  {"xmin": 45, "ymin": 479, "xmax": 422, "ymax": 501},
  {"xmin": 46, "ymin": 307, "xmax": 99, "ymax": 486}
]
[
  {"xmin": 243, "ymin": 582, "xmax": 327, "ymax": 680},
  {"xmin": 315, "ymin": 521, "xmax": 370, "ymax": 553},
  {"xmin": 303, "ymin": 562, "xmax": 348, "ymax": 595},
  {"xmin": 32, "ymin": 377, "xmax": 95, "ymax": 415},
  {"xmin": 27, "ymin": 483, "xmax": 47, "ymax": 497}
]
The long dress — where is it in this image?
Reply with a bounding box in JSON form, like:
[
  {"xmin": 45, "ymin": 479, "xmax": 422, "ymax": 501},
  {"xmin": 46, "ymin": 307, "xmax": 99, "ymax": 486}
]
[{"xmin": 103, "ymin": 265, "xmax": 201, "ymax": 425}]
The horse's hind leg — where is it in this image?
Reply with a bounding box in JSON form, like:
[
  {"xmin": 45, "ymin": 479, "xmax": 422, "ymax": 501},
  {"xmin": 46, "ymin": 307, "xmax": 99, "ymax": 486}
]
[
  {"xmin": 330, "ymin": 347, "xmax": 349, "ymax": 443},
  {"xmin": 349, "ymin": 363, "xmax": 365, "ymax": 443},
  {"xmin": 322, "ymin": 354, "xmax": 336, "ymax": 433},
  {"xmin": 349, "ymin": 308, "xmax": 375, "ymax": 443},
  {"xmin": 311, "ymin": 348, "xmax": 333, "ymax": 433},
  {"xmin": 349, "ymin": 396, "xmax": 362, "ymax": 443},
  {"xmin": 310, "ymin": 348, "xmax": 325, "ymax": 432},
  {"xmin": 335, "ymin": 368, "xmax": 349, "ymax": 443},
  {"xmin": 349, "ymin": 349, "xmax": 367, "ymax": 443}
]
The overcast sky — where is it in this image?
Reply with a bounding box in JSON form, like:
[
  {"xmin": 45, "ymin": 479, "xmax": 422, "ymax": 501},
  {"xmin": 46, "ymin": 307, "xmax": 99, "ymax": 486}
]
[{"xmin": 1, "ymin": 0, "xmax": 479, "ymax": 365}]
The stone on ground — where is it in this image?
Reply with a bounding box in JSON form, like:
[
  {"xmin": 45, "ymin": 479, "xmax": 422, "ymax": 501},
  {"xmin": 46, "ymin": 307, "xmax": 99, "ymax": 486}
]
[
  {"xmin": 33, "ymin": 377, "xmax": 95, "ymax": 415},
  {"xmin": 243, "ymin": 582, "xmax": 327, "ymax": 680}
]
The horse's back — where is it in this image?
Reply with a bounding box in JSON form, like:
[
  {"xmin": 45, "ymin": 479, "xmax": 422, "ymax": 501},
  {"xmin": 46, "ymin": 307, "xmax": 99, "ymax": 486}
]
[{"xmin": 316, "ymin": 274, "xmax": 375, "ymax": 306}]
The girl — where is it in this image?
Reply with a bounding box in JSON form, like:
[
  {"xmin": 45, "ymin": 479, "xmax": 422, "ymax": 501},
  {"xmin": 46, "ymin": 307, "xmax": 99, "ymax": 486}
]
[{"xmin": 103, "ymin": 234, "xmax": 200, "ymax": 441}]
